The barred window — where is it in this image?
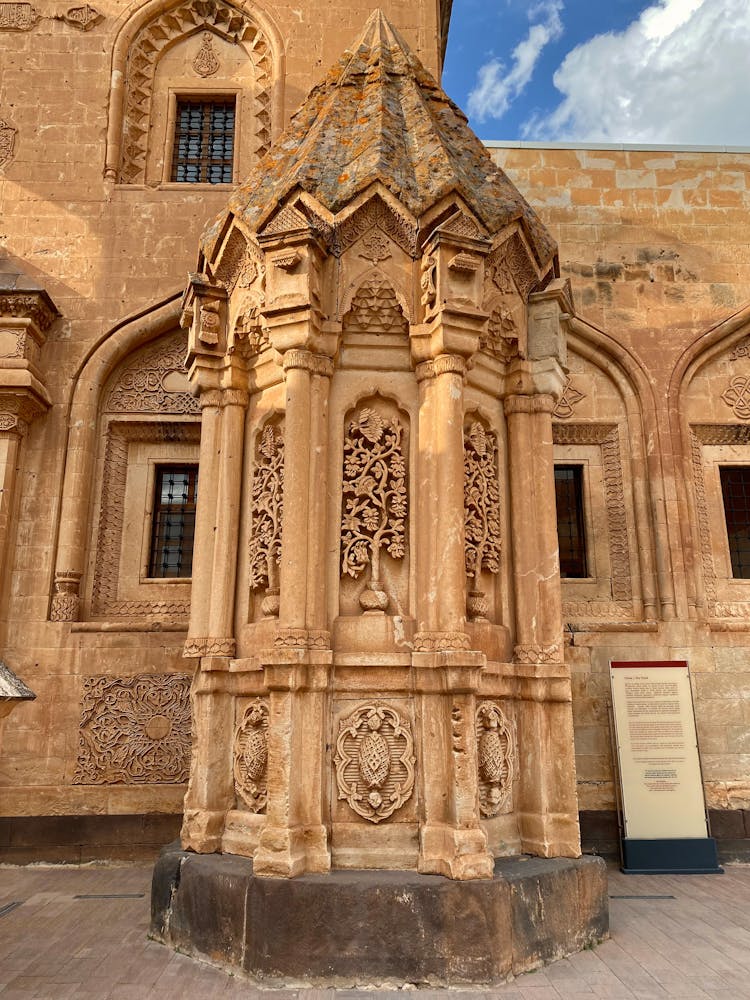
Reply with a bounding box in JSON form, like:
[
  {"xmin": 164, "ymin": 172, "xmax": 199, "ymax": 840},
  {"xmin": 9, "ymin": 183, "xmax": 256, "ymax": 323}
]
[
  {"xmin": 149, "ymin": 465, "xmax": 198, "ymax": 578},
  {"xmin": 555, "ymin": 464, "xmax": 588, "ymax": 578},
  {"xmin": 720, "ymin": 466, "xmax": 750, "ymax": 578},
  {"xmin": 171, "ymin": 98, "xmax": 235, "ymax": 183}
]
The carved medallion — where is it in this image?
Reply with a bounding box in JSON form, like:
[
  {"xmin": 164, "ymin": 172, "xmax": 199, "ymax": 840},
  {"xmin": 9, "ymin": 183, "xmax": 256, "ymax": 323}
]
[
  {"xmin": 553, "ymin": 377, "xmax": 585, "ymax": 419},
  {"xmin": 358, "ymin": 228, "xmax": 392, "ymax": 263},
  {"xmin": 73, "ymin": 674, "xmax": 191, "ymax": 784},
  {"xmin": 249, "ymin": 423, "xmax": 284, "ymax": 615},
  {"xmin": 233, "ymin": 699, "xmax": 269, "ymax": 812},
  {"xmin": 730, "ymin": 336, "xmax": 750, "ymax": 361},
  {"xmin": 0, "ymin": 119, "xmax": 16, "ymax": 168},
  {"xmin": 476, "ymin": 701, "xmax": 514, "ymax": 817},
  {"xmin": 62, "ymin": 4, "xmax": 102, "ymax": 29},
  {"xmin": 334, "ymin": 703, "xmax": 415, "ymax": 823},
  {"xmin": 341, "ymin": 407, "xmax": 407, "ymax": 612},
  {"xmin": 0, "ymin": 2, "xmax": 39, "ymax": 29},
  {"xmin": 464, "ymin": 422, "xmax": 500, "ymax": 621},
  {"xmin": 722, "ymin": 376, "xmax": 750, "ymax": 420},
  {"xmin": 192, "ymin": 30, "xmax": 220, "ymax": 76}
]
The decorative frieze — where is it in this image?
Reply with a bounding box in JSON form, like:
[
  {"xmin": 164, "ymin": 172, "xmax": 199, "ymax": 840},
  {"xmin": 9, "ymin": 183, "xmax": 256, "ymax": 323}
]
[
  {"xmin": 73, "ymin": 674, "xmax": 191, "ymax": 784},
  {"xmin": 514, "ymin": 642, "xmax": 562, "ymax": 664},
  {"xmin": 412, "ymin": 631, "xmax": 471, "ymax": 652},
  {"xmin": 476, "ymin": 701, "xmax": 514, "ymax": 817},
  {"xmin": 248, "ymin": 423, "xmax": 284, "ymax": 616},
  {"xmin": 183, "ymin": 636, "xmax": 236, "ymax": 657},
  {"xmin": 463, "ymin": 421, "xmax": 501, "ymax": 622},
  {"xmin": 334, "ymin": 703, "xmax": 415, "ymax": 823},
  {"xmin": 340, "ymin": 406, "xmax": 407, "ymax": 613},
  {"xmin": 233, "ymin": 699, "xmax": 268, "ymax": 812}
]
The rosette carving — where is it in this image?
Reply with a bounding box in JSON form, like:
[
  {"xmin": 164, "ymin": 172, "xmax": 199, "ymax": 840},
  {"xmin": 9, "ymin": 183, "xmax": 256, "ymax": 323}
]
[
  {"xmin": 248, "ymin": 423, "xmax": 284, "ymax": 616},
  {"xmin": 334, "ymin": 703, "xmax": 415, "ymax": 823},
  {"xmin": 233, "ymin": 699, "xmax": 269, "ymax": 812},
  {"xmin": 341, "ymin": 407, "xmax": 407, "ymax": 613},
  {"xmin": 476, "ymin": 701, "xmax": 514, "ymax": 817}
]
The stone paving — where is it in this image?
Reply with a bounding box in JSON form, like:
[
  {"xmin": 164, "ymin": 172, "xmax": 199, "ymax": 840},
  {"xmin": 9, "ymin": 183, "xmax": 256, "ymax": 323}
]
[{"xmin": 1, "ymin": 861, "xmax": 749, "ymax": 999}]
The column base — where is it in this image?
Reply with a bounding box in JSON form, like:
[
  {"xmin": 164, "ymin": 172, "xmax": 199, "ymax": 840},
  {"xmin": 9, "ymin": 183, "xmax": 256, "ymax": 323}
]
[
  {"xmin": 518, "ymin": 811, "xmax": 581, "ymax": 858},
  {"xmin": 181, "ymin": 808, "xmax": 226, "ymax": 853},
  {"xmin": 253, "ymin": 823, "xmax": 330, "ymax": 877},
  {"xmin": 418, "ymin": 823, "xmax": 494, "ymax": 880}
]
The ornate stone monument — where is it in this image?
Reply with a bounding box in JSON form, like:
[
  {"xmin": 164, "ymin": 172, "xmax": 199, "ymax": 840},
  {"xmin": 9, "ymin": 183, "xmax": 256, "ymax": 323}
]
[{"xmin": 151, "ymin": 11, "xmax": 607, "ymax": 984}]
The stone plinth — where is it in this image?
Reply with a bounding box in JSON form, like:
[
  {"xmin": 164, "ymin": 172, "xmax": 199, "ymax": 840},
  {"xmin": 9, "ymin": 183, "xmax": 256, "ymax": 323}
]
[{"xmin": 150, "ymin": 845, "xmax": 608, "ymax": 986}]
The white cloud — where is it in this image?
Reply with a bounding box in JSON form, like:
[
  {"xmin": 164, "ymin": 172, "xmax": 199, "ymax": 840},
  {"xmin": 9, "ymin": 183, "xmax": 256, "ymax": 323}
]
[
  {"xmin": 523, "ymin": 0, "xmax": 750, "ymax": 143},
  {"xmin": 467, "ymin": 2, "xmax": 563, "ymax": 122}
]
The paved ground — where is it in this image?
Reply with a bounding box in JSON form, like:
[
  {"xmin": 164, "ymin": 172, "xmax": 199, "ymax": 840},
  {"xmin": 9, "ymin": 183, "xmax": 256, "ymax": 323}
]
[{"xmin": 1, "ymin": 861, "xmax": 749, "ymax": 999}]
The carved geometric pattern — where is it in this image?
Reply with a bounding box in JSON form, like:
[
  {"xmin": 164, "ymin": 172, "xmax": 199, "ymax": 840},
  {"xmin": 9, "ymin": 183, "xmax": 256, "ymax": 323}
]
[
  {"xmin": 0, "ymin": 3, "xmax": 39, "ymax": 29},
  {"xmin": 553, "ymin": 423, "xmax": 633, "ymax": 606},
  {"xmin": 464, "ymin": 421, "xmax": 501, "ymax": 580},
  {"xmin": 343, "ymin": 277, "xmax": 407, "ymax": 335},
  {"xmin": 440, "ymin": 210, "xmax": 483, "ymax": 240},
  {"xmin": 0, "ymin": 119, "xmax": 16, "ymax": 168},
  {"xmin": 553, "ymin": 377, "xmax": 585, "ymax": 419},
  {"xmin": 341, "ymin": 407, "xmax": 407, "ymax": 587},
  {"xmin": 248, "ymin": 422, "xmax": 283, "ymax": 599},
  {"xmin": 729, "ymin": 336, "xmax": 750, "ymax": 361},
  {"xmin": 358, "ymin": 229, "xmax": 392, "ymax": 263},
  {"xmin": 261, "ymin": 202, "xmax": 309, "ymax": 237},
  {"xmin": 325, "ymin": 195, "xmax": 418, "ymax": 259},
  {"xmin": 73, "ymin": 674, "xmax": 191, "ymax": 784},
  {"xmin": 721, "ymin": 376, "xmax": 750, "ymax": 419},
  {"xmin": 514, "ymin": 642, "xmax": 562, "ymax": 664},
  {"xmin": 91, "ymin": 421, "xmax": 200, "ymax": 617},
  {"xmin": 334, "ymin": 703, "xmax": 415, "ymax": 823},
  {"xmin": 476, "ymin": 701, "xmax": 514, "ymax": 818},
  {"xmin": 233, "ymin": 698, "xmax": 268, "ymax": 812},
  {"xmin": 119, "ymin": 0, "xmax": 272, "ymax": 183},
  {"xmin": 485, "ymin": 231, "xmax": 540, "ymax": 301},
  {"xmin": 104, "ymin": 332, "xmax": 199, "ymax": 414}
]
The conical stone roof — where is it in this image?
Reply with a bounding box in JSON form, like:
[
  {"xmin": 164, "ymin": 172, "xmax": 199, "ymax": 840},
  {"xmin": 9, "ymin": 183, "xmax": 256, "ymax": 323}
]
[{"xmin": 202, "ymin": 10, "xmax": 555, "ymax": 269}]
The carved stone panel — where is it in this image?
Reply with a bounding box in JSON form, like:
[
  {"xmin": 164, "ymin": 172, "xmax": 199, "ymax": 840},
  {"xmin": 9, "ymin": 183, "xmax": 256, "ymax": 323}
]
[
  {"xmin": 248, "ymin": 422, "xmax": 284, "ymax": 617},
  {"xmin": 104, "ymin": 332, "xmax": 199, "ymax": 415},
  {"xmin": 0, "ymin": 3, "xmax": 38, "ymax": 29},
  {"xmin": 73, "ymin": 674, "xmax": 191, "ymax": 784},
  {"xmin": 0, "ymin": 119, "xmax": 16, "ymax": 168},
  {"xmin": 233, "ymin": 698, "xmax": 268, "ymax": 812},
  {"xmin": 334, "ymin": 703, "xmax": 415, "ymax": 823},
  {"xmin": 476, "ymin": 701, "xmax": 514, "ymax": 817},
  {"xmin": 340, "ymin": 406, "xmax": 407, "ymax": 613},
  {"xmin": 62, "ymin": 4, "xmax": 102, "ymax": 29},
  {"xmin": 464, "ymin": 421, "xmax": 501, "ymax": 621}
]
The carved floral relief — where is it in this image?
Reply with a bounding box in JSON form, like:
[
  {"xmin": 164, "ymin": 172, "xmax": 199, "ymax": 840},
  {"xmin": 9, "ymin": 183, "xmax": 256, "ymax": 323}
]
[
  {"xmin": 248, "ymin": 423, "xmax": 284, "ymax": 616},
  {"xmin": 464, "ymin": 421, "xmax": 501, "ymax": 621},
  {"xmin": 334, "ymin": 703, "xmax": 415, "ymax": 823},
  {"xmin": 341, "ymin": 406, "xmax": 407, "ymax": 613},
  {"xmin": 476, "ymin": 701, "xmax": 514, "ymax": 817},
  {"xmin": 233, "ymin": 698, "xmax": 268, "ymax": 812},
  {"xmin": 73, "ymin": 674, "xmax": 191, "ymax": 784},
  {"xmin": 104, "ymin": 332, "xmax": 199, "ymax": 415}
]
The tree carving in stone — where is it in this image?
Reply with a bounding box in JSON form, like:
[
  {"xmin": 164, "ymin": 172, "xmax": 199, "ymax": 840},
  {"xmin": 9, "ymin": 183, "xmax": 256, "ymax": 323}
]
[
  {"xmin": 334, "ymin": 703, "xmax": 415, "ymax": 823},
  {"xmin": 73, "ymin": 674, "xmax": 191, "ymax": 784},
  {"xmin": 248, "ymin": 423, "xmax": 284, "ymax": 616},
  {"xmin": 233, "ymin": 698, "xmax": 268, "ymax": 812},
  {"xmin": 464, "ymin": 422, "xmax": 501, "ymax": 622},
  {"xmin": 476, "ymin": 701, "xmax": 514, "ymax": 817},
  {"xmin": 341, "ymin": 407, "xmax": 407, "ymax": 613}
]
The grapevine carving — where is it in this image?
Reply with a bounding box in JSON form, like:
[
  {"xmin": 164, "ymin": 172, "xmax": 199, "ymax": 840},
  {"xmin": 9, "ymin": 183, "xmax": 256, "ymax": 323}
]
[
  {"xmin": 334, "ymin": 703, "xmax": 415, "ymax": 823},
  {"xmin": 476, "ymin": 702, "xmax": 514, "ymax": 817},
  {"xmin": 233, "ymin": 698, "xmax": 268, "ymax": 812},
  {"xmin": 340, "ymin": 407, "xmax": 407, "ymax": 612},
  {"xmin": 464, "ymin": 422, "xmax": 500, "ymax": 622},
  {"xmin": 248, "ymin": 423, "xmax": 284, "ymax": 615}
]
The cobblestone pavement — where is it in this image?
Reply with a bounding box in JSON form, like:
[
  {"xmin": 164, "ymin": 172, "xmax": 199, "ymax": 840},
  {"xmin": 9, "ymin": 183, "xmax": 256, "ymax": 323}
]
[{"xmin": 1, "ymin": 862, "xmax": 749, "ymax": 999}]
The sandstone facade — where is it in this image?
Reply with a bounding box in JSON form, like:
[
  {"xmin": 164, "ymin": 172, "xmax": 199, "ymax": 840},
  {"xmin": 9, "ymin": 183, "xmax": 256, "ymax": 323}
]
[{"xmin": 0, "ymin": 0, "xmax": 747, "ymax": 861}]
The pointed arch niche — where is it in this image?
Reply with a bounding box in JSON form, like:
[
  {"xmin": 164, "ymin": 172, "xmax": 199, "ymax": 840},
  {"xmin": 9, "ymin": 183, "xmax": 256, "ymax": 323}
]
[{"xmin": 105, "ymin": 0, "xmax": 283, "ymax": 184}]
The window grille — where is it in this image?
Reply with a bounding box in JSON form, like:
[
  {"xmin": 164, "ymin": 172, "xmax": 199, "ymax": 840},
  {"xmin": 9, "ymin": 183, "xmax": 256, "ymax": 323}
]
[
  {"xmin": 554, "ymin": 464, "xmax": 588, "ymax": 578},
  {"xmin": 171, "ymin": 98, "xmax": 235, "ymax": 184},
  {"xmin": 719, "ymin": 466, "xmax": 750, "ymax": 578},
  {"xmin": 149, "ymin": 465, "xmax": 198, "ymax": 578}
]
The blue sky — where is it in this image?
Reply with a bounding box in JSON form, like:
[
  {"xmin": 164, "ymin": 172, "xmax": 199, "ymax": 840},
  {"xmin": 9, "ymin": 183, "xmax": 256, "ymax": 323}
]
[{"xmin": 442, "ymin": 0, "xmax": 750, "ymax": 145}]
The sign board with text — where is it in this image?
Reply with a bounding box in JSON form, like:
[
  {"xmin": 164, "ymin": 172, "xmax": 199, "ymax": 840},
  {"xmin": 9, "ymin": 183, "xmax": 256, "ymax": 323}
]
[{"xmin": 610, "ymin": 660, "xmax": 708, "ymax": 841}]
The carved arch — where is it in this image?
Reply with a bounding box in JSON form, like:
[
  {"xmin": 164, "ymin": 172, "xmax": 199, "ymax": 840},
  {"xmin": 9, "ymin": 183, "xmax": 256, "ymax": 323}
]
[
  {"xmin": 50, "ymin": 295, "xmax": 190, "ymax": 620},
  {"xmin": 668, "ymin": 301, "xmax": 750, "ymax": 619},
  {"xmin": 105, "ymin": 0, "xmax": 284, "ymax": 183}
]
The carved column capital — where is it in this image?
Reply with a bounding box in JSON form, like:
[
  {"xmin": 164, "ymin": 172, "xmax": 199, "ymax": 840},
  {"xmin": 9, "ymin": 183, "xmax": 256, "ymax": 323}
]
[
  {"xmin": 415, "ymin": 354, "xmax": 467, "ymax": 382},
  {"xmin": 49, "ymin": 570, "xmax": 83, "ymax": 622},
  {"xmin": 282, "ymin": 349, "xmax": 334, "ymax": 378},
  {"xmin": 503, "ymin": 393, "xmax": 556, "ymax": 416}
]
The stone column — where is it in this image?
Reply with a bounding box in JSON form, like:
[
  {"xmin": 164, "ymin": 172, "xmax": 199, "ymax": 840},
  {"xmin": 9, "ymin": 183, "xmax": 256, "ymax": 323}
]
[{"xmin": 254, "ymin": 348, "xmax": 333, "ymax": 877}]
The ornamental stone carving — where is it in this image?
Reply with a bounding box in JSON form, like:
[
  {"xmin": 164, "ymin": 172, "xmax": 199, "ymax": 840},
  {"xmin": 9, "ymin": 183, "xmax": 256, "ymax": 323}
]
[
  {"xmin": 464, "ymin": 421, "xmax": 501, "ymax": 622},
  {"xmin": 49, "ymin": 570, "xmax": 82, "ymax": 622},
  {"xmin": 334, "ymin": 703, "xmax": 415, "ymax": 823},
  {"xmin": 476, "ymin": 702, "xmax": 514, "ymax": 817},
  {"xmin": 104, "ymin": 332, "xmax": 198, "ymax": 414},
  {"xmin": 552, "ymin": 377, "xmax": 585, "ymax": 419},
  {"xmin": 343, "ymin": 278, "xmax": 407, "ymax": 335},
  {"xmin": 61, "ymin": 4, "xmax": 102, "ymax": 29},
  {"xmin": 233, "ymin": 698, "xmax": 268, "ymax": 812},
  {"xmin": 73, "ymin": 674, "xmax": 191, "ymax": 784},
  {"xmin": 193, "ymin": 31, "xmax": 220, "ymax": 76},
  {"xmin": 341, "ymin": 406, "xmax": 407, "ymax": 613},
  {"xmin": 721, "ymin": 376, "xmax": 750, "ymax": 420},
  {"xmin": 248, "ymin": 423, "xmax": 284, "ymax": 616},
  {"xmin": 0, "ymin": 119, "xmax": 16, "ymax": 168},
  {"xmin": 0, "ymin": 2, "xmax": 38, "ymax": 29}
]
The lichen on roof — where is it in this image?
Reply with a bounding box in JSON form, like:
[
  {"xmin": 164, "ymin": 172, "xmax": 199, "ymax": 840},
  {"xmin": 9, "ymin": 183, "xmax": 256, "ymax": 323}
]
[{"xmin": 202, "ymin": 9, "xmax": 555, "ymax": 269}]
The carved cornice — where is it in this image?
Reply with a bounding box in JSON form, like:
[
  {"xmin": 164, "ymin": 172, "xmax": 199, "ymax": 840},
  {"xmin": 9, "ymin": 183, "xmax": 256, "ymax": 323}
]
[{"xmin": 0, "ymin": 391, "xmax": 49, "ymax": 433}]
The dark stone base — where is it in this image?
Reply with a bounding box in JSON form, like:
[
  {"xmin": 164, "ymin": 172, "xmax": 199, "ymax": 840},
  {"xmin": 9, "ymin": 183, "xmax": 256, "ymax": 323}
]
[
  {"xmin": 150, "ymin": 845, "xmax": 609, "ymax": 986},
  {"xmin": 0, "ymin": 814, "xmax": 182, "ymax": 864}
]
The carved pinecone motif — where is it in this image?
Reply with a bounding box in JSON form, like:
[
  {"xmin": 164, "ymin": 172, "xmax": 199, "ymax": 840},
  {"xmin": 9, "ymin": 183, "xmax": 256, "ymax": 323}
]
[
  {"xmin": 478, "ymin": 728, "xmax": 504, "ymax": 784},
  {"xmin": 241, "ymin": 727, "xmax": 268, "ymax": 782},
  {"xmin": 359, "ymin": 730, "xmax": 390, "ymax": 788},
  {"xmin": 476, "ymin": 701, "xmax": 515, "ymax": 818}
]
